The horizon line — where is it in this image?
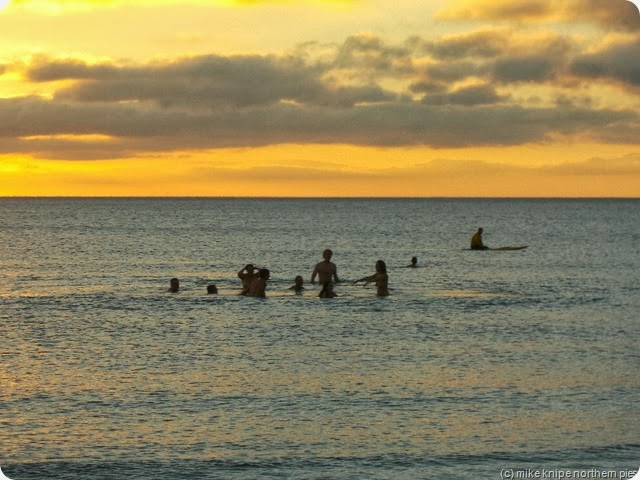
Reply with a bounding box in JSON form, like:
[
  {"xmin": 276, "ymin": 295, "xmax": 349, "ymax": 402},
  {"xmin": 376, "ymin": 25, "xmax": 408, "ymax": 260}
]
[{"xmin": 1, "ymin": 195, "xmax": 638, "ymax": 200}]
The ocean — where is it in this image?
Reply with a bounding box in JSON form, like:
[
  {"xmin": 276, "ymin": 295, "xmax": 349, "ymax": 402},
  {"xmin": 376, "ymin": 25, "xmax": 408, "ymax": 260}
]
[{"xmin": 1, "ymin": 198, "xmax": 638, "ymax": 479}]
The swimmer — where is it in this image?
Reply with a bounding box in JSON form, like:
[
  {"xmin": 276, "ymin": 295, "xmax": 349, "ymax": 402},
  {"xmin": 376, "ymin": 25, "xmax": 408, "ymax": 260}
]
[
  {"xmin": 318, "ymin": 281, "xmax": 337, "ymax": 298},
  {"xmin": 311, "ymin": 249, "xmax": 339, "ymax": 285},
  {"xmin": 289, "ymin": 275, "xmax": 304, "ymax": 293},
  {"xmin": 407, "ymin": 256, "xmax": 418, "ymax": 268},
  {"xmin": 354, "ymin": 260, "xmax": 389, "ymax": 296},
  {"xmin": 168, "ymin": 277, "xmax": 180, "ymax": 293},
  {"xmin": 206, "ymin": 284, "xmax": 218, "ymax": 294}
]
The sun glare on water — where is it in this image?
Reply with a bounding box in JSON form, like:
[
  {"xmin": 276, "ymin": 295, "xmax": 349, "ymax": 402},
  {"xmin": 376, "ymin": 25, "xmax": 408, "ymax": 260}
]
[{"xmin": 0, "ymin": 0, "xmax": 10, "ymax": 10}]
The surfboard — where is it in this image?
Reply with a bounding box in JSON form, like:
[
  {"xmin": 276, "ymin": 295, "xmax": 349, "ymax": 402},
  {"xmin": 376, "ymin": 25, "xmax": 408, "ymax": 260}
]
[{"xmin": 464, "ymin": 246, "xmax": 528, "ymax": 251}]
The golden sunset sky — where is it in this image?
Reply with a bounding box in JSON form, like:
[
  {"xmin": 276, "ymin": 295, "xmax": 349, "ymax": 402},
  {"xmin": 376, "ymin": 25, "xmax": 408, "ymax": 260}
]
[{"xmin": 0, "ymin": 0, "xmax": 639, "ymax": 196}]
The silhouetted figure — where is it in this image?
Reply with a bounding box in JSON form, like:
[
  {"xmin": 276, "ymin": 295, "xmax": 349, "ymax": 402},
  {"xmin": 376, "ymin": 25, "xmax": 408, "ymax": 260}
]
[
  {"xmin": 311, "ymin": 249, "xmax": 339, "ymax": 285},
  {"xmin": 318, "ymin": 281, "xmax": 337, "ymax": 298},
  {"xmin": 470, "ymin": 228, "xmax": 489, "ymax": 250},
  {"xmin": 168, "ymin": 277, "xmax": 180, "ymax": 293},
  {"xmin": 249, "ymin": 268, "xmax": 270, "ymax": 298},
  {"xmin": 407, "ymin": 256, "xmax": 418, "ymax": 268},
  {"xmin": 289, "ymin": 275, "xmax": 305, "ymax": 293},
  {"xmin": 238, "ymin": 264, "xmax": 259, "ymax": 295},
  {"xmin": 207, "ymin": 284, "xmax": 218, "ymax": 294},
  {"xmin": 354, "ymin": 260, "xmax": 389, "ymax": 296}
]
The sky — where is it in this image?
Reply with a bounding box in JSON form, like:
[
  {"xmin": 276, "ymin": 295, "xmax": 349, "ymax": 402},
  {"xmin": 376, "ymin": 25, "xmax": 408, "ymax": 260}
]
[{"xmin": 0, "ymin": 0, "xmax": 639, "ymax": 197}]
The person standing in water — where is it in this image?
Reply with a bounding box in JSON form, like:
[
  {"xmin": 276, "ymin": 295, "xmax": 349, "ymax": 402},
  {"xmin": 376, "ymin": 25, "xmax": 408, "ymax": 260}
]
[
  {"xmin": 248, "ymin": 268, "xmax": 270, "ymax": 298},
  {"xmin": 238, "ymin": 264, "xmax": 259, "ymax": 295},
  {"xmin": 407, "ymin": 256, "xmax": 418, "ymax": 268},
  {"xmin": 470, "ymin": 228, "xmax": 489, "ymax": 250},
  {"xmin": 311, "ymin": 249, "xmax": 339, "ymax": 285},
  {"xmin": 354, "ymin": 260, "xmax": 389, "ymax": 296}
]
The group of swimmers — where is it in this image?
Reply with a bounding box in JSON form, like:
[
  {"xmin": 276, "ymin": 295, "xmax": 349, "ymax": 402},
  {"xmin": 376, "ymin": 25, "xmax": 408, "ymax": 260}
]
[
  {"xmin": 167, "ymin": 248, "xmax": 397, "ymax": 298},
  {"xmin": 310, "ymin": 248, "xmax": 390, "ymax": 298},
  {"xmin": 167, "ymin": 228, "xmax": 492, "ymax": 297}
]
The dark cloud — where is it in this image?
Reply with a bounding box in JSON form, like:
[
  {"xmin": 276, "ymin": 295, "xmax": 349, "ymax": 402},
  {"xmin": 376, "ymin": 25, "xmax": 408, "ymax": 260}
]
[
  {"xmin": 422, "ymin": 85, "xmax": 508, "ymax": 106},
  {"xmin": 437, "ymin": 0, "xmax": 640, "ymax": 31},
  {"xmin": 332, "ymin": 34, "xmax": 416, "ymax": 74},
  {"xmin": 408, "ymin": 80, "xmax": 447, "ymax": 95},
  {"xmin": 581, "ymin": 0, "xmax": 640, "ymax": 31},
  {"xmin": 27, "ymin": 54, "xmax": 397, "ymax": 109},
  {"xmin": 414, "ymin": 31, "xmax": 572, "ymax": 87},
  {"xmin": 570, "ymin": 37, "xmax": 640, "ymax": 86},
  {"xmin": 436, "ymin": 0, "xmax": 555, "ymax": 23},
  {"xmin": 492, "ymin": 55, "xmax": 558, "ymax": 83},
  {"xmin": 0, "ymin": 137, "xmax": 139, "ymax": 161},
  {"xmin": 1, "ymin": 93, "xmax": 636, "ymax": 160},
  {"xmin": 2, "ymin": 29, "xmax": 638, "ymax": 161},
  {"xmin": 423, "ymin": 29, "xmax": 513, "ymax": 60},
  {"xmin": 437, "ymin": 0, "xmax": 553, "ymax": 22},
  {"xmin": 423, "ymin": 61, "xmax": 485, "ymax": 83},
  {"xmin": 27, "ymin": 57, "xmax": 121, "ymax": 81}
]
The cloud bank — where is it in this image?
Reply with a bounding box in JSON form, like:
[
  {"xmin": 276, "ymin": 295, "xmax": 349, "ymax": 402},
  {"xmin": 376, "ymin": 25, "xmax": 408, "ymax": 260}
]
[
  {"xmin": 0, "ymin": 1, "xmax": 639, "ymax": 161},
  {"xmin": 437, "ymin": 0, "xmax": 640, "ymax": 31}
]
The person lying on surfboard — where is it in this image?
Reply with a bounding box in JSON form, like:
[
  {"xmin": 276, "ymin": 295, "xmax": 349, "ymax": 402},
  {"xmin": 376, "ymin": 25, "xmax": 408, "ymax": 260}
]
[{"xmin": 470, "ymin": 228, "xmax": 489, "ymax": 250}]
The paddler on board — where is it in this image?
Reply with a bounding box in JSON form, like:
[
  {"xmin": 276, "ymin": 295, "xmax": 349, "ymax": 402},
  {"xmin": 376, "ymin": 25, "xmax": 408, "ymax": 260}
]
[{"xmin": 470, "ymin": 228, "xmax": 489, "ymax": 250}]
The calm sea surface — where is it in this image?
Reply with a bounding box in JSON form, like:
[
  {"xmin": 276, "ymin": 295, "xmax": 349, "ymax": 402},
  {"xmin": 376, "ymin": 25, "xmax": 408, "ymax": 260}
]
[{"xmin": 1, "ymin": 198, "xmax": 638, "ymax": 480}]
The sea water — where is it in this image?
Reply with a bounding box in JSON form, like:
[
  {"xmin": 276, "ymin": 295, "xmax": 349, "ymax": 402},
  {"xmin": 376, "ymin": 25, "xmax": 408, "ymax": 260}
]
[{"xmin": 0, "ymin": 198, "xmax": 638, "ymax": 480}]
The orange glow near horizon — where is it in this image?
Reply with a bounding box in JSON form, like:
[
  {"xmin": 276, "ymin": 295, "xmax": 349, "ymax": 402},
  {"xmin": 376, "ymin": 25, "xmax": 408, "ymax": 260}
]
[{"xmin": 1, "ymin": 142, "xmax": 638, "ymax": 197}]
